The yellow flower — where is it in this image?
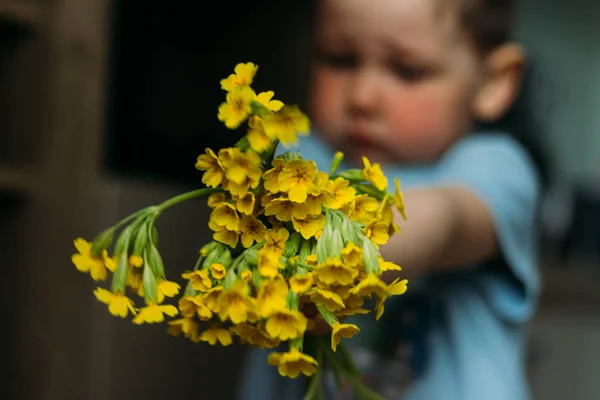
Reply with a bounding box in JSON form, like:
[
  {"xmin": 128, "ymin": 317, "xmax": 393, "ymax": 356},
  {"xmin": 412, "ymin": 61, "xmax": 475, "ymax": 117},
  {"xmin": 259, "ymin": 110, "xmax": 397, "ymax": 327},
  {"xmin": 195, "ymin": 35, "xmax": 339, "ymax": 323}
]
[
  {"xmin": 375, "ymin": 297, "xmax": 386, "ymax": 321},
  {"xmin": 94, "ymin": 288, "xmax": 137, "ymax": 317},
  {"xmin": 239, "ymin": 215, "xmax": 267, "ymax": 248},
  {"xmin": 364, "ymin": 219, "xmax": 390, "ymax": 246},
  {"xmin": 217, "ymin": 86, "xmax": 256, "ymax": 129},
  {"xmin": 342, "ymin": 194, "xmax": 378, "ymax": 224},
  {"xmin": 220, "ymin": 147, "xmax": 262, "ymax": 186},
  {"xmin": 256, "ymin": 91, "xmax": 284, "ymax": 111},
  {"xmin": 350, "ymin": 274, "xmax": 388, "ymax": 298},
  {"xmin": 195, "ymin": 148, "xmax": 224, "ymax": 188},
  {"xmin": 264, "ymin": 227, "xmax": 289, "ymax": 254},
  {"xmin": 258, "ymin": 247, "xmax": 283, "ymax": 278},
  {"xmin": 208, "ymin": 202, "xmax": 240, "ymax": 232},
  {"xmin": 331, "ymin": 323, "xmax": 360, "ymax": 351},
  {"xmin": 264, "ymin": 196, "xmax": 310, "ymax": 222},
  {"xmin": 127, "ymin": 270, "xmax": 143, "ymax": 291},
  {"xmin": 103, "ymin": 251, "xmax": 117, "ymax": 272},
  {"xmin": 210, "ymin": 263, "xmax": 227, "ymax": 280},
  {"xmin": 309, "ymin": 288, "xmax": 345, "ymax": 312},
  {"xmin": 324, "ymin": 178, "xmax": 356, "ymax": 209},
  {"xmin": 218, "ymin": 281, "xmax": 256, "ymax": 324},
  {"xmin": 230, "ymin": 323, "xmax": 280, "ymax": 349},
  {"xmin": 278, "ymin": 159, "xmax": 318, "ymax": 203},
  {"xmin": 262, "ymin": 105, "xmax": 310, "ymax": 146},
  {"xmin": 129, "ymin": 255, "xmax": 144, "ymax": 268},
  {"xmin": 208, "ymin": 192, "xmax": 227, "ymax": 208},
  {"xmin": 362, "ymin": 156, "xmax": 388, "ymax": 191},
  {"xmin": 213, "ymin": 228, "xmax": 239, "ymax": 248},
  {"xmin": 132, "ymin": 303, "xmax": 178, "ymax": 325},
  {"xmin": 341, "ymin": 242, "xmax": 363, "ymax": 268},
  {"xmin": 314, "ymin": 257, "xmax": 359, "ymax": 286},
  {"xmin": 292, "ymin": 214, "xmax": 326, "ymax": 240},
  {"xmin": 304, "ymin": 254, "xmax": 318, "ymax": 266},
  {"xmin": 394, "ymin": 177, "xmax": 407, "ymax": 220},
  {"xmin": 256, "ymin": 277, "xmax": 289, "ymax": 318},
  {"xmin": 220, "ymin": 62, "xmax": 258, "ymax": 92},
  {"xmin": 167, "ymin": 317, "xmax": 199, "ymax": 342},
  {"xmin": 240, "ymin": 269, "xmax": 253, "ymax": 282},
  {"xmin": 289, "ymin": 273, "xmax": 313, "ymax": 294},
  {"xmin": 234, "ymin": 192, "xmax": 256, "ymax": 215},
  {"xmin": 335, "ymin": 306, "xmax": 370, "ymax": 317},
  {"xmin": 378, "ymin": 257, "xmax": 402, "ymax": 272},
  {"xmin": 265, "ymin": 308, "xmax": 308, "ymax": 340},
  {"xmin": 178, "ymin": 295, "xmax": 200, "ymax": 317},
  {"xmin": 267, "ymin": 348, "xmax": 318, "ymax": 378},
  {"xmin": 247, "ymin": 116, "xmax": 272, "ymax": 153},
  {"xmin": 202, "ymin": 286, "xmax": 224, "ymax": 313},
  {"xmin": 156, "ymin": 279, "xmax": 181, "ymax": 304},
  {"xmin": 199, "ymin": 327, "xmax": 233, "ymax": 346},
  {"xmin": 181, "ymin": 269, "xmax": 212, "ymax": 292},
  {"xmin": 388, "ymin": 278, "xmax": 408, "ymax": 296},
  {"xmin": 72, "ymin": 238, "xmax": 107, "ymax": 281},
  {"xmin": 263, "ymin": 159, "xmax": 286, "ymax": 194}
]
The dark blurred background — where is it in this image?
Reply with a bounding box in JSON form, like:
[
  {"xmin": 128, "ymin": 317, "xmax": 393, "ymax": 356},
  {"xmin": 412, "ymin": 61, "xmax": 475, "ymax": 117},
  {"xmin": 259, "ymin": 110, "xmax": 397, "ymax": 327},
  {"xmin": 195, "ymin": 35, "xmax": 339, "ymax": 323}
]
[{"xmin": 1, "ymin": 0, "xmax": 599, "ymax": 399}]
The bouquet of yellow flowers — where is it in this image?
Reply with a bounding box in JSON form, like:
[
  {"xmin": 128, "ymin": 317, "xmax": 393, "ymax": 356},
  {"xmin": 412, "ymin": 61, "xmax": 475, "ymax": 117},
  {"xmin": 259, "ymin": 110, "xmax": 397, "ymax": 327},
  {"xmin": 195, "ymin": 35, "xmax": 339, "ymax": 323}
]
[{"xmin": 72, "ymin": 62, "xmax": 408, "ymax": 399}]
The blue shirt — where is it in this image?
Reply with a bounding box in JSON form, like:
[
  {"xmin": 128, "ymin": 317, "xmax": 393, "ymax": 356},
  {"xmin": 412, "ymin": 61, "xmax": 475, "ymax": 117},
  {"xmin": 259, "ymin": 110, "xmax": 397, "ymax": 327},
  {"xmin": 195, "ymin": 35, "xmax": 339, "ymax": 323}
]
[{"xmin": 237, "ymin": 132, "xmax": 541, "ymax": 400}]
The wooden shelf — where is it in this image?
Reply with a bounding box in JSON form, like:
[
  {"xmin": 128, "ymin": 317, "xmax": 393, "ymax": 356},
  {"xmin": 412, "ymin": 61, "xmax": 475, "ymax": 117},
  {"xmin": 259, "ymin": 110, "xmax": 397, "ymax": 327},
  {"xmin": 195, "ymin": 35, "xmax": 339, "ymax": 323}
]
[
  {"xmin": 0, "ymin": 165, "xmax": 31, "ymax": 197},
  {"xmin": 0, "ymin": 2, "xmax": 43, "ymax": 31}
]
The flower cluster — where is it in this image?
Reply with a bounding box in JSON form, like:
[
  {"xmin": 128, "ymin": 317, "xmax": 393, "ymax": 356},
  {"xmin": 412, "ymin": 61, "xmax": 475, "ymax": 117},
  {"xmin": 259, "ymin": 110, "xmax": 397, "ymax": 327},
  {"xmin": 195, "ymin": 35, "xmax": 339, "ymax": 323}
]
[{"xmin": 72, "ymin": 63, "xmax": 408, "ymax": 396}]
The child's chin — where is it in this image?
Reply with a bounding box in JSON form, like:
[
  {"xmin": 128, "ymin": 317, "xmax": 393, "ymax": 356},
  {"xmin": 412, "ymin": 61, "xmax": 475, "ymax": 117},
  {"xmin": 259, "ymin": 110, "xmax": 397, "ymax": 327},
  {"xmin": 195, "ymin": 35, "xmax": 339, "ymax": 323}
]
[{"xmin": 347, "ymin": 148, "xmax": 390, "ymax": 166}]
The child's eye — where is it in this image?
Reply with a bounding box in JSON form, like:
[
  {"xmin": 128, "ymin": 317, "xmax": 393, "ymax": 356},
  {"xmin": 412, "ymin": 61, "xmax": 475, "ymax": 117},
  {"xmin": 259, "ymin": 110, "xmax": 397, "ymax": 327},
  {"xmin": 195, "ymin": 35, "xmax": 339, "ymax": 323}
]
[
  {"xmin": 315, "ymin": 50, "xmax": 357, "ymax": 69},
  {"xmin": 393, "ymin": 64, "xmax": 429, "ymax": 82}
]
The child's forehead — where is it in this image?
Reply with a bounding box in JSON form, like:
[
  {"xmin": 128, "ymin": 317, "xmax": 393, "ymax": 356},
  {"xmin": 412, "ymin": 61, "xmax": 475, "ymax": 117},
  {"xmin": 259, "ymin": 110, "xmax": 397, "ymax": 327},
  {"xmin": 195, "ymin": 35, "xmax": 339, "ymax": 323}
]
[{"xmin": 317, "ymin": 0, "xmax": 465, "ymax": 49}]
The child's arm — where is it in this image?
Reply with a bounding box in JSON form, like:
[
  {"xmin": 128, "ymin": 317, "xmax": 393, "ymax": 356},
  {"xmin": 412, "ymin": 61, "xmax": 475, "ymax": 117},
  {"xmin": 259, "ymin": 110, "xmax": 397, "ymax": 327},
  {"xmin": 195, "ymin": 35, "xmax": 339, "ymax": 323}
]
[{"xmin": 380, "ymin": 186, "xmax": 498, "ymax": 282}]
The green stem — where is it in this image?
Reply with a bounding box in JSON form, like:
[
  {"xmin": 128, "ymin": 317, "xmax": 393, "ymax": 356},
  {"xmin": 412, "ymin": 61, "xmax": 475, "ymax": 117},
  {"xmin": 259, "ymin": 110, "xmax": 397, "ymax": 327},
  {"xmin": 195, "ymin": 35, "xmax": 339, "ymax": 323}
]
[
  {"xmin": 156, "ymin": 188, "xmax": 220, "ymax": 212},
  {"xmin": 322, "ymin": 344, "xmax": 385, "ymax": 400},
  {"xmin": 303, "ymin": 340, "xmax": 324, "ymax": 400},
  {"xmin": 113, "ymin": 206, "xmax": 153, "ymax": 230}
]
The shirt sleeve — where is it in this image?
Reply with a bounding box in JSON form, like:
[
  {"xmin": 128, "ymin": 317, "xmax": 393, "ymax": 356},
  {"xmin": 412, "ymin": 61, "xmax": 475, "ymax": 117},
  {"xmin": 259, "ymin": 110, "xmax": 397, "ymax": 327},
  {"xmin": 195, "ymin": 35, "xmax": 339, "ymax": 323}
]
[{"xmin": 435, "ymin": 134, "xmax": 542, "ymax": 324}]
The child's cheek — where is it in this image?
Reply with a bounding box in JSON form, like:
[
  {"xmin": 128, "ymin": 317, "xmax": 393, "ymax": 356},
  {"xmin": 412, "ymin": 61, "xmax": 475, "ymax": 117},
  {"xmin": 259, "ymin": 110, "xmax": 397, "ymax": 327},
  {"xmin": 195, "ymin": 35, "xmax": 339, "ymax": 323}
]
[
  {"xmin": 388, "ymin": 96, "xmax": 455, "ymax": 158},
  {"xmin": 309, "ymin": 74, "xmax": 345, "ymax": 135}
]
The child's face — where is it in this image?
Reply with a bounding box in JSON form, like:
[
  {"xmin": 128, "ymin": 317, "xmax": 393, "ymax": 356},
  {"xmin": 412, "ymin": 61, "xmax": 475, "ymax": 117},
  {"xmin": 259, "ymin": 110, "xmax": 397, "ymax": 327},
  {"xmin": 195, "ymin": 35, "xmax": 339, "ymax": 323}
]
[{"xmin": 308, "ymin": 0, "xmax": 484, "ymax": 165}]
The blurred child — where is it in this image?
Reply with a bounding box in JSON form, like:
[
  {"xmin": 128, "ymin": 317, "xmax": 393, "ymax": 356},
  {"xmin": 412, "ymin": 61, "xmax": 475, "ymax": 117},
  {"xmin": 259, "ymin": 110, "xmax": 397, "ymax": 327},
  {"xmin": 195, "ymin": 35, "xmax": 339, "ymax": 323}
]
[{"xmin": 238, "ymin": 0, "xmax": 544, "ymax": 398}]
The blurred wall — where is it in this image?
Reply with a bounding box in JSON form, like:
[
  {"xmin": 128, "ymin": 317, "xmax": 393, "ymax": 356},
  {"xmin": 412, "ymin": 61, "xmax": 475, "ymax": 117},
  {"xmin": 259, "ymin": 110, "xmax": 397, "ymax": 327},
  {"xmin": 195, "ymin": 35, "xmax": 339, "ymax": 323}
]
[{"xmin": 516, "ymin": 0, "xmax": 600, "ymax": 181}]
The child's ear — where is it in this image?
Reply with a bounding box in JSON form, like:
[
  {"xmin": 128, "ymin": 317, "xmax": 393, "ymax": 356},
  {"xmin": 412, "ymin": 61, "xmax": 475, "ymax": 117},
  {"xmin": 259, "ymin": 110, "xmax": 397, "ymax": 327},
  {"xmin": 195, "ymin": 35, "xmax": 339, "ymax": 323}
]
[{"xmin": 472, "ymin": 43, "xmax": 525, "ymax": 122}]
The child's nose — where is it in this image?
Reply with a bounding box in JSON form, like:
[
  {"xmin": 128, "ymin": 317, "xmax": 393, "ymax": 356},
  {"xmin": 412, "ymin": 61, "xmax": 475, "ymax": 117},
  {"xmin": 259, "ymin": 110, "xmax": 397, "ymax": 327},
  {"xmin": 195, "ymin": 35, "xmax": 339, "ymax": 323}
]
[{"xmin": 347, "ymin": 69, "xmax": 382, "ymax": 117}]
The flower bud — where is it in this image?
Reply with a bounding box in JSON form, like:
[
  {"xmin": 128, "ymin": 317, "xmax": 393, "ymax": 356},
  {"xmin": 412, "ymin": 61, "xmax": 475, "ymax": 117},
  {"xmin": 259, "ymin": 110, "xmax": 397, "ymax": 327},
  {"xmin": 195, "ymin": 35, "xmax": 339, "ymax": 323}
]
[
  {"xmin": 244, "ymin": 246, "xmax": 259, "ymax": 266},
  {"xmin": 298, "ymin": 239, "xmax": 312, "ymax": 263},
  {"xmin": 362, "ymin": 238, "xmax": 380, "ymax": 275},
  {"xmin": 329, "ymin": 151, "xmax": 344, "ymax": 176},
  {"xmin": 132, "ymin": 223, "xmax": 149, "ymax": 256},
  {"xmin": 284, "ymin": 231, "xmax": 302, "ymax": 258},
  {"xmin": 202, "ymin": 243, "xmax": 224, "ymax": 268},
  {"xmin": 218, "ymin": 248, "xmax": 233, "ymax": 267},
  {"xmin": 145, "ymin": 244, "xmax": 165, "ymax": 279},
  {"xmin": 90, "ymin": 228, "xmax": 114, "ymax": 257},
  {"xmin": 200, "ymin": 241, "xmax": 219, "ymax": 257},
  {"xmin": 339, "ymin": 169, "xmax": 365, "ymax": 182},
  {"xmin": 142, "ymin": 263, "xmax": 158, "ymax": 304},
  {"xmin": 278, "ymin": 150, "xmax": 301, "ymax": 163},
  {"xmin": 111, "ymin": 252, "xmax": 129, "ymax": 293}
]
